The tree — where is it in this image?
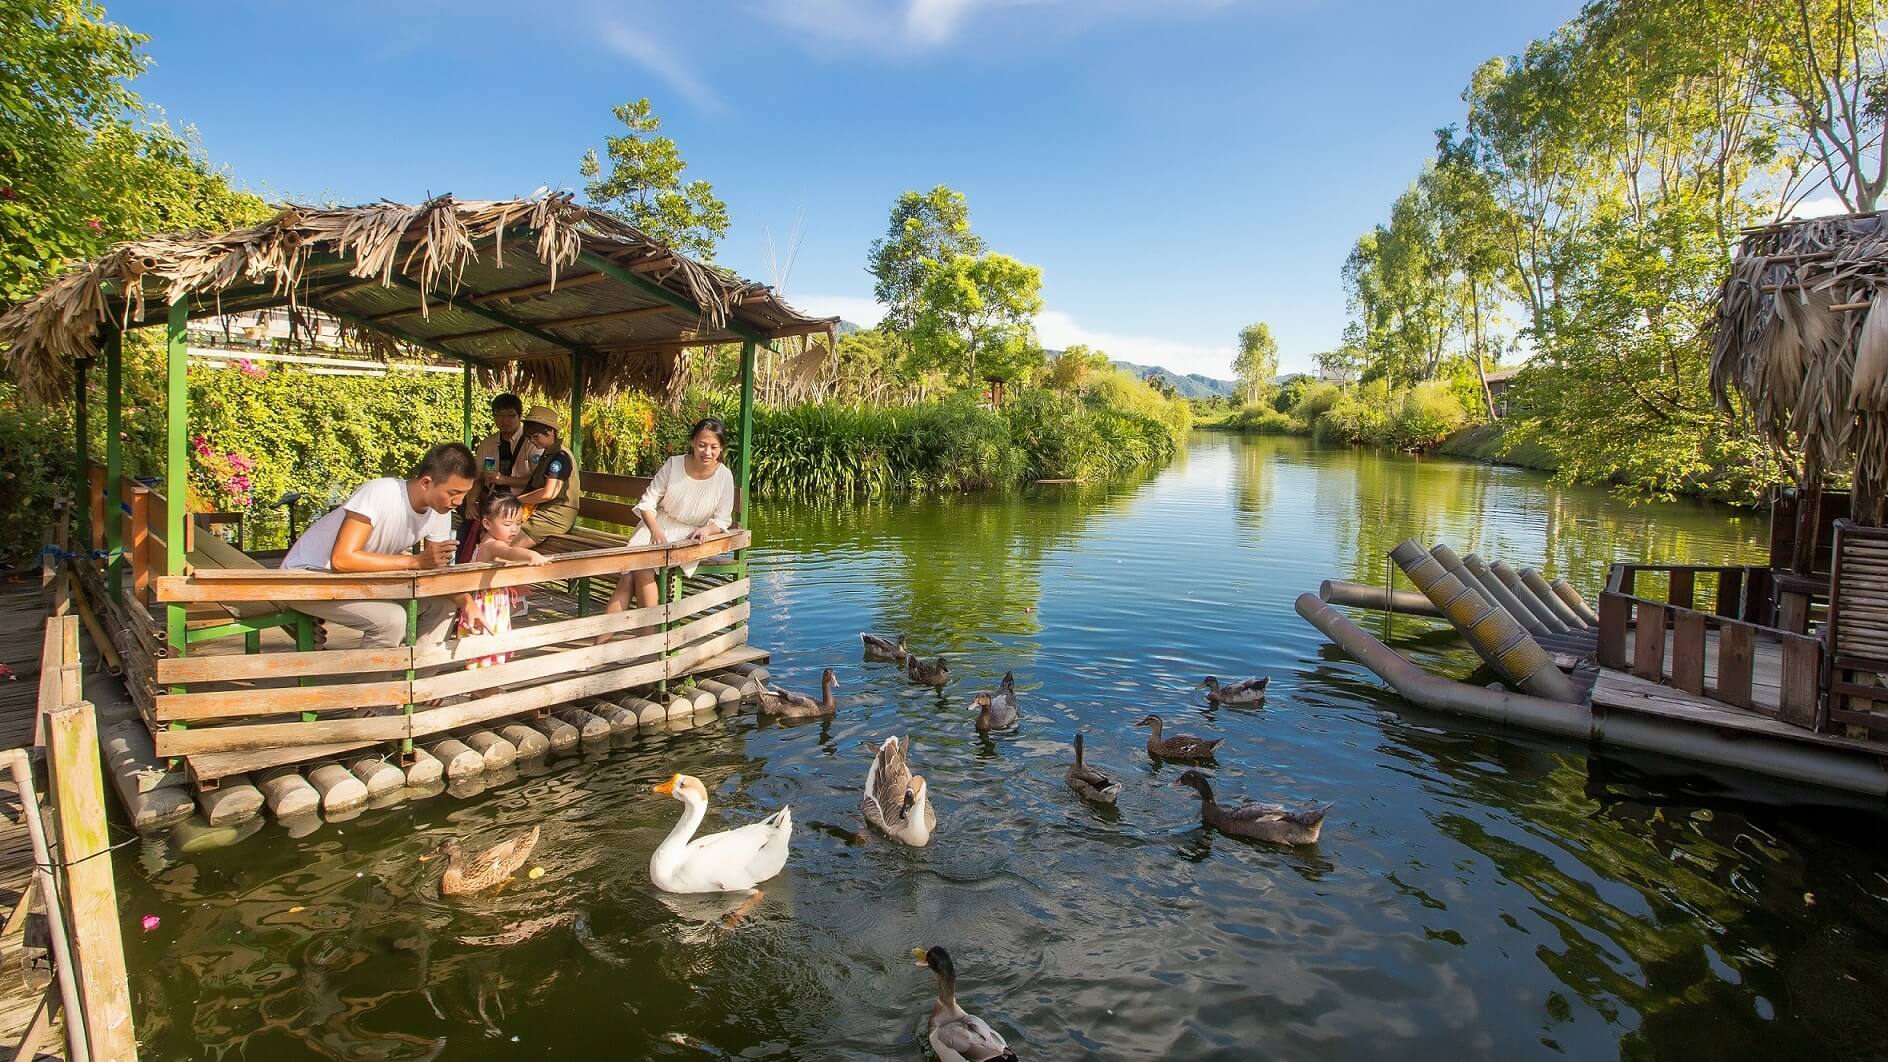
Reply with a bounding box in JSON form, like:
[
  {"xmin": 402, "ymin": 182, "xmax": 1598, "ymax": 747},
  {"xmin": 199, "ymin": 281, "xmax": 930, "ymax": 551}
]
[
  {"xmin": 579, "ymin": 98, "xmax": 729, "ymax": 260},
  {"xmin": 908, "ymin": 251, "xmax": 1044, "ymax": 386},
  {"xmin": 867, "ymin": 185, "xmax": 985, "ymax": 337},
  {"xmin": 1755, "ymin": 0, "xmax": 1888, "ymax": 211},
  {"xmin": 0, "ymin": 0, "xmax": 267, "ymax": 306},
  {"xmin": 1043, "ymin": 344, "xmax": 1110, "ymax": 393},
  {"xmin": 1233, "ymin": 322, "xmax": 1279, "ymax": 404}
]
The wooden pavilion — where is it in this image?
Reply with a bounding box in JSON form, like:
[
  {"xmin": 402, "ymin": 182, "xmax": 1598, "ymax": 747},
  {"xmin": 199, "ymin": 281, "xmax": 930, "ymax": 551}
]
[{"xmin": 0, "ymin": 193, "xmax": 835, "ymax": 805}]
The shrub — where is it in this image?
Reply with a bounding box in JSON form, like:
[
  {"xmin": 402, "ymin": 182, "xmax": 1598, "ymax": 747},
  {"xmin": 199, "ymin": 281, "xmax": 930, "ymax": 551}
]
[{"xmin": 1225, "ymin": 405, "xmax": 1296, "ymax": 433}]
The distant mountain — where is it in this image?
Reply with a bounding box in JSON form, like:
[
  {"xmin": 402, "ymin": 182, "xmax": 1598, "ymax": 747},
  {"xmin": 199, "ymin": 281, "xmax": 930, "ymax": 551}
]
[
  {"xmin": 1109, "ymin": 360, "xmax": 1237, "ymax": 399},
  {"xmin": 836, "ymin": 319, "xmax": 866, "ymax": 336}
]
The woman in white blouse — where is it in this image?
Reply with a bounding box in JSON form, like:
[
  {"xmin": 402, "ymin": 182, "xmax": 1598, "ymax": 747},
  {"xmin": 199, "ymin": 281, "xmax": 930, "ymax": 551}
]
[{"xmin": 604, "ymin": 417, "xmax": 737, "ymax": 620}]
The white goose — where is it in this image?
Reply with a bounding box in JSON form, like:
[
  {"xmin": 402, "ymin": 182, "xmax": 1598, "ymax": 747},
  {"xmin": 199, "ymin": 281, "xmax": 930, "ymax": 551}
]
[
  {"xmin": 649, "ymin": 773, "xmax": 793, "ymax": 894},
  {"xmin": 863, "ymin": 736, "xmax": 936, "ymax": 847}
]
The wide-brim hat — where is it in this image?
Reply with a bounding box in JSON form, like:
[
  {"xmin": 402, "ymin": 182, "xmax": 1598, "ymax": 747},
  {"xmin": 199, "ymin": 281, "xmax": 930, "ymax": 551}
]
[{"xmin": 523, "ymin": 405, "xmax": 562, "ymax": 433}]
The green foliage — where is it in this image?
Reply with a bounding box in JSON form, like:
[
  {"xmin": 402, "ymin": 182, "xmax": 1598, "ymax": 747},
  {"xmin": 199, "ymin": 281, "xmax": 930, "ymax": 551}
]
[
  {"xmin": 1081, "ymin": 365, "xmax": 1192, "ymax": 438},
  {"xmin": 1224, "ymin": 405, "xmax": 1295, "ymax": 434},
  {"xmin": 0, "ymin": 0, "xmax": 268, "ymax": 306},
  {"xmin": 1232, "ymin": 322, "xmax": 1279, "ymax": 404},
  {"xmin": 1042, "ymin": 344, "xmax": 1110, "ymax": 394},
  {"xmin": 1288, "ymin": 381, "xmax": 1343, "ymax": 430},
  {"xmin": 0, "ymin": 381, "xmax": 73, "ymax": 560},
  {"xmin": 868, "ymin": 185, "xmax": 984, "ymax": 336},
  {"xmin": 579, "ymin": 98, "xmax": 729, "ymax": 261}
]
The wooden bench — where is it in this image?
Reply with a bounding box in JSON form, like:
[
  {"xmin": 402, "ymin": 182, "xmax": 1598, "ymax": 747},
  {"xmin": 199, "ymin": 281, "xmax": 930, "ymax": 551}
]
[{"xmin": 182, "ymin": 519, "xmax": 314, "ymax": 651}]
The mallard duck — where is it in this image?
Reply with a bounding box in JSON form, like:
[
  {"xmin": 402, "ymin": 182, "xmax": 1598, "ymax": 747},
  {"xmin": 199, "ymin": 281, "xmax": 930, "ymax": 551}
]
[
  {"xmin": 973, "ymin": 673, "xmax": 1018, "ymax": 732},
  {"xmin": 1134, "ymin": 714, "xmax": 1222, "ymax": 762},
  {"xmin": 1175, "ymin": 769, "xmax": 1330, "ymax": 845},
  {"xmin": 912, "ymin": 946, "xmax": 1017, "ymax": 1062},
  {"xmin": 908, "ymin": 655, "xmax": 950, "ymax": 687},
  {"xmin": 649, "ymin": 773, "xmax": 793, "ymax": 894},
  {"xmin": 861, "ymin": 632, "xmax": 909, "ymax": 663},
  {"xmin": 862, "ymin": 736, "xmax": 935, "ymax": 846},
  {"xmin": 758, "ymin": 668, "xmax": 838, "ymax": 719},
  {"xmin": 1064, "ymin": 733, "xmax": 1120, "ymax": 804},
  {"xmin": 1200, "ymin": 675, "xmax": 1269, "ymax": 705},
  {"xmin": 433, "ymin": 825, "xmax": 540, "ymax": 896}
]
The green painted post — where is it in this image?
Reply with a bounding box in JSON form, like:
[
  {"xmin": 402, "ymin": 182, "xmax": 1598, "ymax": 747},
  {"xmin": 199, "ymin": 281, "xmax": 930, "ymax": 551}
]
[
  {"xmin": 165, "ymin": 300, "xmax": 189, "ymax": 696},
  {"xmin": 402, "ymin": 600, "xmax": 418, "ymax": 756},
  {"xmin": 73, "ymin": 358, "xmax": 90, "ymax": 548},
  {"xmin": 737, "ymin": 340, "xmax": 755, "ymax": 579},
  {"xmin": 105, "ymin": 333, "xmax": 123, "ymax": 599},
  {"xmin": 569, "ymin": 352, "xmax": 589, "ymax": 615},
  {"xmin": 461, "ymin": 359, "xmax": 473, "ymax": 445}
]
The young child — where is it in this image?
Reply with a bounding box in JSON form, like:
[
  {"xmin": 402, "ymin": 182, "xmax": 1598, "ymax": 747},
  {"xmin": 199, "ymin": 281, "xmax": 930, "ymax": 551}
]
[{"xmin": 457, "ymin": 493, "xmax": 547, "ymax": 669}]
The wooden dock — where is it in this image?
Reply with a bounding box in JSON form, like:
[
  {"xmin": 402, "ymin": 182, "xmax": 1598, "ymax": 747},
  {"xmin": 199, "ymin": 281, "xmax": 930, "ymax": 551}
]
[{"xmin": 0, "ymin": 578, "xmax": 61, "ymax": 1060}]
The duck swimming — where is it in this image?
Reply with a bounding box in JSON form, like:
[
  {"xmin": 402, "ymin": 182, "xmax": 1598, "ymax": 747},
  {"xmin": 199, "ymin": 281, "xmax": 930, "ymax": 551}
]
[
  {"xmin": 758, "ymin": 668, "xmax": 838, "ymax": 719},
  {"xmin": 863, "ymin": 736, "xmax": 935, "ymax": 846},
  {"xmin": 1064, "ymin": 733, "xmax": 1120, "ymax": 804},
  {"xmin": 973, "ymin": 673, "xmax": 1018, "ymax": 732},
  {"xmin": 433, "ymin": 825, "xmax": 540, "ymax": 896},
  {"xmin": 861, "ymin": 632, "xmax": 909, "ymax": 663},
  {"xmin": 1174, "ymin": 769, "xmax": 1330, "ymax": 845},
  {"xmin": 913, "ymin": 946, "xmax": 1017, "ymax": 1062},
  {"xmin": 1200, "ymin": 675, "xmax": 1269, "ymax": 705},
  {"xmin": 649, "ymin": 773, "xmax": 793, "ymax": 894},
  {"xmin": 908, "ymin": 655, "xmax": 950, "ymax": 687},
  {"xmin": 1134, "ymin": 714, "xmax": 1223, "ymax": 762}
]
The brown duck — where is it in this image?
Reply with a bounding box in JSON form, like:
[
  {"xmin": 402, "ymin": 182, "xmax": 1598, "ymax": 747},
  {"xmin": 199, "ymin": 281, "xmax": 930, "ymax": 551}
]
[
  {"xmin": 1064, "ymin": 733, "xmax": 1121, "ymax": 804},
  {"xmin": 1134, "ymin": 714, "xmax": 1222, "ymax": 762},
  {"xmin": 759, "ymin": 668, "xmax": 839, "ymax": 719},
  {"xmin": 434, "ymin": 825, "xmax": 540, "ymax": 896},
  {"xmin": 861, "ymin": 632, "xmax": 909, "ymax": 663},
  {"xmin": 1175, "ymin": 770, "xmax": 1330, "ymax": 845},
  {"xmin": 908, "ymin": 655, "xmax": 950, "ymax": 687}
]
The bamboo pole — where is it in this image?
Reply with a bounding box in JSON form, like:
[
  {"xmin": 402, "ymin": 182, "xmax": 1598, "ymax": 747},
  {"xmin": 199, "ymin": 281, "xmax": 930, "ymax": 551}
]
[
  {"xmin": 68, "ymin": 574, "xmax": 122, "ymax": 676},
  {"xmin": 105, "ymin": 333, "xmax": 123, "ymax": 600}
]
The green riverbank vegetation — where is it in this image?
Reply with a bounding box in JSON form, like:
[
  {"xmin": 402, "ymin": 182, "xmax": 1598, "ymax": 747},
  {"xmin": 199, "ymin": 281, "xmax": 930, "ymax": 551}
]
[{"xmin": 1210, "ymin": 0, "xmax": 1888, "ymax": 508}]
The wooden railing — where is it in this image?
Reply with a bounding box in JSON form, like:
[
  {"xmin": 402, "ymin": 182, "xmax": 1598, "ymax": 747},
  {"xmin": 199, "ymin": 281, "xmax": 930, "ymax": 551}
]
[
  {"xmin": 1597, "ymin": 563, "xmax": 1820, "ymax": 728},
  {"xmin": 130, "ymin": 531, "xmax": 750, "ymax": 759}
]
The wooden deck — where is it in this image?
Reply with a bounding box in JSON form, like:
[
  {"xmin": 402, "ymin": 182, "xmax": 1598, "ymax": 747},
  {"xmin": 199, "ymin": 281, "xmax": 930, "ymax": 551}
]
[{"xmin": 0, "ymin": 579, "xmax": 61, "ymax": 1060}]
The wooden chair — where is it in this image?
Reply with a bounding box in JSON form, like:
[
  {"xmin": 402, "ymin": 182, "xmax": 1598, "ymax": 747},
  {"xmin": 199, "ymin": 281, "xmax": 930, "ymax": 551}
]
[{"xmin": 1821, "ymin": 519, "xmax": 1888, "ymax": 735}]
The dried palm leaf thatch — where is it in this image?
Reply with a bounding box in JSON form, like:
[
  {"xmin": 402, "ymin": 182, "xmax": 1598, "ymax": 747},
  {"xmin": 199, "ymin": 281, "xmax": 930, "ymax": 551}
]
[
  {"xmin": 0, "ymin": 193, "xmax": 830, "ymax": 406},
  {"xmin": 1711, "ymin": 209, "xmax": 1888, "ymax": 522}
]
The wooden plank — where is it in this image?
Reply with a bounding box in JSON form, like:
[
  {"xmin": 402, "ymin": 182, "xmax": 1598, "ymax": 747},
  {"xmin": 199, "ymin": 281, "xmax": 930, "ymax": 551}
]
[
  {"xmin": 669, "ymin": 578, "xmax": 750, "ymax": 624},
  {"xmin": 668, "ymin": 627, "xmax": 749, "ymax": 675},
  {"xmin": 412, "ymin": 600, "xmax": 666, "ymax": 667},
  {"xmin": 153, "ymin": 679, "xmax": 411, "ymax": 721},
  {"xmin": 1598, "ymin": 593, "xmax": 1630, "ymax": 670},
  {"xmin": 411, "ymin": 658, "xmax": 669, "ymax": 736},
  {"xmin": 45, "ymin": 702, "xmax": 138, "ymax": 1060},
  {"xmin": 1715, "ymin": 569, "xmax": 1744, "ymax": 618},
  {"xmin": 154, "ymin": 571, "xmax": 414, "ymax": 604},
  {"xmin": 157, "ymin": 644, "xmax": 414, "ymax": 684},
  {"xmin": 1669, "ymin": 569, "xmax": 1695, "ymax": 611},
  {"xmin": 409, "ymin": 628, "xmax": 666, "ymax": 702},
  {"xmin": 666, "ymin": 602, "xmax": 749, "ymax": 651},
  {"xmin": 1671, "ymin": 610, "xmax": 1707, "ymax": 694},
  {"xmin": 185, "ymin": 740, "xmax": 382, "ymax": 783},
  {"xmin": 153, "ymin": 714, "xmax": 410, "ymax": 757},
  {"xmin": 1779, "ymin": 636, "xmax": 1821, "ymax": 729},
  {"xmin": 1632, "ymin": 601, "xmax": 1667, "ymax": 681},
  {"xmin": 1715, "ymin": 621, "xmax": 1754, "ymax": 708},
  {"xmin": 576, "ymin": 497, "xmax": 643, "ymax": 527},
  {"xmin": 581, "ymin": 471, "xmax": 652, "ymax": 499}
]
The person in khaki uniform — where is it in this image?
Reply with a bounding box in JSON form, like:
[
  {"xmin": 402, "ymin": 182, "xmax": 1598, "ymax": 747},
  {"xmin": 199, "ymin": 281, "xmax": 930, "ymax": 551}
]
[
  {"xmin": 514, "ymin": 404, "xmax": 581, "ymax": 548},
  {"xmin": 457, "ymin": 392, "xmax": 538, "ymax": 561}
]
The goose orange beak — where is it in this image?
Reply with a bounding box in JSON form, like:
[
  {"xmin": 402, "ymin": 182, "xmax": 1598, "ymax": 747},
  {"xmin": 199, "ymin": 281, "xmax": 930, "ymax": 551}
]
[{"xmin": 653, "ymin": 774, "xmax": 680, "ymax": 795}]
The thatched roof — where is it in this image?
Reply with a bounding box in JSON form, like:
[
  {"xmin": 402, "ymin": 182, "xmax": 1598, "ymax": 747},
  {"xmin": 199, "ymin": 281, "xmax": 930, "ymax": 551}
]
[
  {"xmin": 0, "ymin": 193, "xmax": 837, "ymax": 404},
  {"xmin": 1710, "ymin": 209, "xmax": 1888, "ymax": 521}
]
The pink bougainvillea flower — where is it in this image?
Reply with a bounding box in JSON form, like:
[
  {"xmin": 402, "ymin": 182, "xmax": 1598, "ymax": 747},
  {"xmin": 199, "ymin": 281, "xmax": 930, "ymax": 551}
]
[{"xmin": 87, "ymin": 217, "xmax": 103, "ymax": 232}]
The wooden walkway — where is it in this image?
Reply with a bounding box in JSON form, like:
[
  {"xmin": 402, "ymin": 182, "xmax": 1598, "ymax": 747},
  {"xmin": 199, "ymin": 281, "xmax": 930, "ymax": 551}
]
[{"xmin": 0, "ymin": 579, "xmax": 60, "ymax": 1060}]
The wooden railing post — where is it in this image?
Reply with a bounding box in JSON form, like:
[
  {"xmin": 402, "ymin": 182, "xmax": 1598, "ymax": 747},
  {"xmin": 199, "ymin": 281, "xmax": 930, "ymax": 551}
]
[
  {"xmin": 1597, "ymin": 592, "xmax": 1630, "ymax": 670},
  {"xmin": 1715, "ymin": 622, "xmax": 1754, "ymax": 708},
  {"xmin": 45, "ymin": 701, "xmax": 138, "ymax": 1060},
  {"xmin": 1632, "ymin": 601, "xmax": 1668, "ymax": 681},
  {"xmin": 1670, "ymin": 610, "xmax": 1707, "ymax": 694}
]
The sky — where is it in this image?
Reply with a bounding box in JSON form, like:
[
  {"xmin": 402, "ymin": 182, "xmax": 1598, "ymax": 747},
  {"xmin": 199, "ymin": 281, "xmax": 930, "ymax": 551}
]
[{"xmin": 110, "ymin": 0, "xmax": 1586, "ymax": 380}]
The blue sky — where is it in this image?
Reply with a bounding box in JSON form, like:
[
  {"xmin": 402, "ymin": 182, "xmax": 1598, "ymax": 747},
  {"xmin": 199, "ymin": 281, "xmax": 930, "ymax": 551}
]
[{"xmin": 112, "ymin": 0, "xmax": 1581, "ymax": 379}]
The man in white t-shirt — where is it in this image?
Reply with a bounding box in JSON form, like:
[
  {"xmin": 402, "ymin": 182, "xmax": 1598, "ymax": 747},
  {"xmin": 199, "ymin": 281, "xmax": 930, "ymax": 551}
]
[{"xmin": 283, "ymin": 442, "xmax": 478, "ymax": 648}]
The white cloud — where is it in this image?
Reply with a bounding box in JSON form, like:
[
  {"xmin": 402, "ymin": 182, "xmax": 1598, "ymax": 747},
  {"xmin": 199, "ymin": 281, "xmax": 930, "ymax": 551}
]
[
  {"xmin": 595, "ymin": 19, "xmax": 721, "ymax": 112},
  {"xmin": 1035, "ymin": 309, "xmax": 1235, "ymax": 379},
  {"xmin": 1786, "ymin": 193, "xmax": 1852, "ymax": 219},
  {"xmin": 793, "ymin": 294, "xmax": 887, "ymax": 327},
  {"xmin": 754, "ymin": 0, "xmax": 1235, "ymax": 51},
  {"xmin": 789, "ymin": 296, "xmax": 1235, "ymax": 379}
]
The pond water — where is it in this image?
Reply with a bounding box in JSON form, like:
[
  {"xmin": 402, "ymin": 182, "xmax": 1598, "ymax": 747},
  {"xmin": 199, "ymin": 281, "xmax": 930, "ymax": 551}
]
[{"xmin": 117, "ymin": 433, "xmax": 1888, "ymax": 1061}]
